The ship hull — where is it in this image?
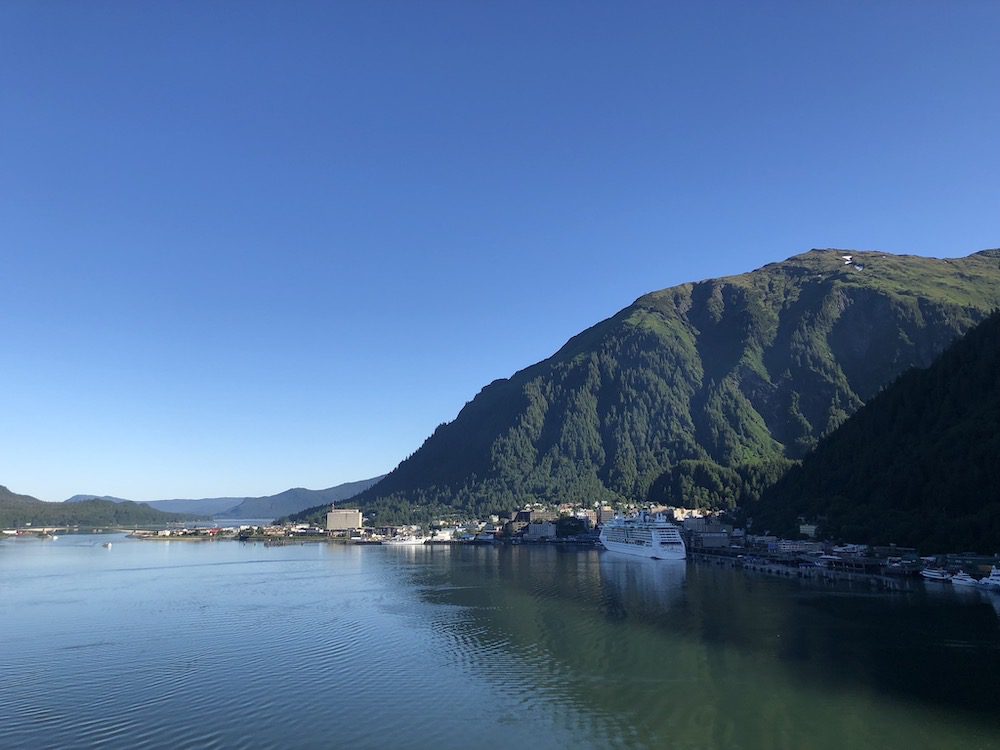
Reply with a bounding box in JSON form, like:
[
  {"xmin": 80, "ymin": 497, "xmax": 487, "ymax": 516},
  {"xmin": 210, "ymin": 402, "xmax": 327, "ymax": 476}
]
[{"xmin": 600, "ymin": 537, "xmax": 686, "ymax": 560}]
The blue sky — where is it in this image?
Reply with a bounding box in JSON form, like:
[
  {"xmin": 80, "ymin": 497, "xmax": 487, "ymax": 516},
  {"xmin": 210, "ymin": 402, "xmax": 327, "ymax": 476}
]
[{"xmin": 2, "ymin": 1, "xmax": 998, "ymax": 501}]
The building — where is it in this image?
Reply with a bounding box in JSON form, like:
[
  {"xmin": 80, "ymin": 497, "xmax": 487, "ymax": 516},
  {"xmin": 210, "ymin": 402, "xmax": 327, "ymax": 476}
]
[
  {"xmin": 504, "ymin": 520, "xmax": 529, "ymax": 537},
  {"xmin": 514, "ymin": 509, "xmax": 556, "ymax": 524},
  {"xmin": 691, "ymin": 531, "xmax": 731, "ymax": 549},
  {"xmin": 682, "ymin": 517, "xmax": 732, "ymax": 534},
  {"xmin": 768, "ymin": 539, "xmax": 824, "ymax": 554},
  {"xmin": 326, "ymin": 507, "xmax": 363, "ymax": 531},
  {"xmin": 524, "ymin": 521, "xmax": 558, "ymax": 540}
]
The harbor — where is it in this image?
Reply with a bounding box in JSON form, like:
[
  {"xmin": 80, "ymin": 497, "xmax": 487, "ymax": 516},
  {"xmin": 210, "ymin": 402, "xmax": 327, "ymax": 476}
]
[{"xmin": 10, "ymin": 501, "xmax": 999, "ymax": 597}]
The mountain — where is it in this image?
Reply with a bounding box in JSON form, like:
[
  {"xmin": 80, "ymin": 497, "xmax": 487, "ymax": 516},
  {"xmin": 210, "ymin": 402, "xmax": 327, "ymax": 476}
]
[
  {"xmin": 145, "ymin": 498, "xmax": 253, "ymax": 516},
  {"xmin": 333, "ymin": 248, "xmax": 1000, "ymax": 525},
  {"xmin": 64, "ymin": 495, "xmax": 247, "ymax": 515},
  {"xmin": 222, "ymin": 477, "xmax": 385, "ymax": 519},
  {"xmin": 65, "ymin": 494, "xmax": 132, "ymax": 504},
  {"xmin": 752, "ymin": 309, "xmax": 1000, "ymax": 553},
  {"xmin": 61, "ymin": 477, "xmax": 386, "ymax": 520},
  {"xmin": 1, "ymin": 486, "xmax": 208, "ymax": 527}
]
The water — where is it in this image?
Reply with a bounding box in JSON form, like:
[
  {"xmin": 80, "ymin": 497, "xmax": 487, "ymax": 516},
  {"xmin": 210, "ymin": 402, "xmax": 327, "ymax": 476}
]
[{"xmin": 2, "ymin": 535, "xmax": 999, "ymax": 749}]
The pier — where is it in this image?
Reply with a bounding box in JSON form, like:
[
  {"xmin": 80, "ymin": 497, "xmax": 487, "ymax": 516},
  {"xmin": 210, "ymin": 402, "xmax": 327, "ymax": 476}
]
[{"xmin": 690, "ymin": 549, "xmax": 918, "ymax": 591}]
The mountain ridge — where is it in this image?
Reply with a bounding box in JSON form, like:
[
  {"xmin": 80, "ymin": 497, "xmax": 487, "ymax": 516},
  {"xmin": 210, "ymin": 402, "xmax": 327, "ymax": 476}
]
[
  {"xmin": 329, "ymin": 248, "xmax": 1000, "ymax": 524},
  {"xmin": 62, "ymin": 476, "xmax": 385, "ymax": 520},
  {"xmin": 1, "ymin": 486, "xmax": 208, "ymax": 527}
]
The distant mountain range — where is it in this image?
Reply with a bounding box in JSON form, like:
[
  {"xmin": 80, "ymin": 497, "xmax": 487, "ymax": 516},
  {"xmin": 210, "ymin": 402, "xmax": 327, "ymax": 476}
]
[
  {"xmin": 289, "ymin": 248, "xmax": 1000, "ymax": 526},
  {"xmin": 1, "ymin": 486, "xmax": 207, "ymax": 527},
  {"xmin": 64, "ymin": 476, "xmax": 385, "ymax": 520}
]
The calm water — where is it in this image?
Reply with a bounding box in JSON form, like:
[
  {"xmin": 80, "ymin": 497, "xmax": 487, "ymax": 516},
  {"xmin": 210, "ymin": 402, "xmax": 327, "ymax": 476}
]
[{"xmin": 2, "ymin": 535, "xmax": 999, "ymax": 750}]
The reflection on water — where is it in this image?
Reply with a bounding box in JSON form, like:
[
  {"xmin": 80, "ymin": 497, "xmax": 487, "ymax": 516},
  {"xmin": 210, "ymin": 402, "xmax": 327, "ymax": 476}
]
[
  {"xmin": 2, "ymin": 537, "xmax": 999, "ymax": 749},
  {"xmin": 599, "ymin": 554, "xmax": 687, "ymax": 611},
  {"xmin": 411, "ymin": 546, "xmax": 1000, "ymax": 750}
]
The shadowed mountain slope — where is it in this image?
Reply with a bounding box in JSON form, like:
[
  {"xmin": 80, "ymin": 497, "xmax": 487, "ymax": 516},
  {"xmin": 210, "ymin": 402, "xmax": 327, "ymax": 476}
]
[{"xmin": 753, "ymin": 309, "xmax": 1000, "ymax": 552}]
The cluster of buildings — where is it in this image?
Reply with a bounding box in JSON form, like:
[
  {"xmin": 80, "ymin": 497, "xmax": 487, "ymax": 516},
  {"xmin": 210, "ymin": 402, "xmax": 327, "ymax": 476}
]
[
  {"xmin": 129, "ymin": 503, "xmax": 999, "ymax": 583},
  {"xmin": 130, "ymin": 523, "xmax": 327, "ymax": 541},
  {"xmin": 326, "ymin": 502, "xmax": 619, "ymax": 544}
]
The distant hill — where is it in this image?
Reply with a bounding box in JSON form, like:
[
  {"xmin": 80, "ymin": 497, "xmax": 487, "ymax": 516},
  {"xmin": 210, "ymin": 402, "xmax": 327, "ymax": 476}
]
[
  {"xmin": 337, "ymin": 248, "xmax": 1000, "ymax": 525},
  {"xmin": 61, "ymin": 477, "xmax": 386, "ymax": 521},
  {"xmin": 752, "ymin": 309, "xmax": 1000, "ymax": 553},
  {"xmin": 64, "ymin": 495, "xmax": 246, "ymax": 516},
  {"xmin": 221, "ymin": 477, "xmax": 385, "ymax": 519},
  {"xmin": 2, "ymin": 486, "xmax": 208, "ymax": 527},
  {"xmin": 65, "ymin": 494, "xmax": 132, "ymax": 504},
  {"xmin": 146, "ymin": 498, "xmax": 252, "ymax": 516}
]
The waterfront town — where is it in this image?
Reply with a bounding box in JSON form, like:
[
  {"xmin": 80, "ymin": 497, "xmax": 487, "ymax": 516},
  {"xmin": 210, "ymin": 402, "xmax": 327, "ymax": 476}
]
[{"xmin": 10, "ymin": 501, "xmax": 998, "ymax": 591}]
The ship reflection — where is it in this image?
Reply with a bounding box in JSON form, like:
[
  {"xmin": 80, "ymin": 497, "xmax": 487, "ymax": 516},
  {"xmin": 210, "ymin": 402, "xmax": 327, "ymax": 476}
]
[
  {"xmin": 598, "ymin": 553, "xmax": 687, "ymax": 613},
  {"xmin": 984, "ymin": 591, "xmax": 1000, "ymax": 619}
]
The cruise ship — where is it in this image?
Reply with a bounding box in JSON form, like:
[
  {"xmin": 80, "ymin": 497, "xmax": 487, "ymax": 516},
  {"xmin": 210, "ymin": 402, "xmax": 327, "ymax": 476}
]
[{"xmin": 599, "ymin": 511, "xmax": 686, "ymax": 560}]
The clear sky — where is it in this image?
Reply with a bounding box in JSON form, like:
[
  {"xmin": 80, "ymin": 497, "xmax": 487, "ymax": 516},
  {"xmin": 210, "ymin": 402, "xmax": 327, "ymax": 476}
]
[{"xmin": 2, "ymin": 1, "xmax": 998, "ymax": 501}]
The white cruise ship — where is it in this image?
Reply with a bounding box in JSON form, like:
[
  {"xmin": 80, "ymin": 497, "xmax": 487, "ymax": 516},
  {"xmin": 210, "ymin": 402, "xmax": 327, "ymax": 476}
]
[{"xmin": 599, "ymin": 511, "xmax": 686, "ymax": 560}]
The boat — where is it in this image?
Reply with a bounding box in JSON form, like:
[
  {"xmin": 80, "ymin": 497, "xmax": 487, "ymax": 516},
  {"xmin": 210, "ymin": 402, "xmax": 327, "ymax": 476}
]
[
  {"xmin": 599, "ymin": 511, "xmax": 686, "ymax": 560},
  {"xmin": 920, "ymin": 567, "xmax": 951, "ymax": 582},
  {"xmin": 384, "ymin": 535, "xmax": 427, "ymax": 546},
  {"xmin": 951, "ymin": 571, "xmax": 979, "ymax": 587},
  {"xmin": 979, "ymin": 566, "xmax": 1000, "ymax": 590},
  {"xmin": 102, "ymin": 542, "xmax": 113, "ymax": 549},
  {"xmin": 813, "ymin": 554, "xmax": 842, "ymax": 568}
]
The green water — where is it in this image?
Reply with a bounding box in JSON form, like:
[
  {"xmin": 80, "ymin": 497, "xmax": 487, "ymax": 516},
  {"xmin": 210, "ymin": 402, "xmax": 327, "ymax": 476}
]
[{"xmin": 2, "ymin": 536, "xmax": 998, "ymax": 749}]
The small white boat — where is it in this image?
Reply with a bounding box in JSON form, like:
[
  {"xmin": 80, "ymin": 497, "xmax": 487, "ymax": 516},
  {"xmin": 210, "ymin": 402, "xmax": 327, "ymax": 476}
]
[
  {"xmin": 920, "ymin": 568, "xmax": 951, "ymax": 582},
  {"xmin": 384, "ymin": 535, "xmax": 427, "ymax": 546},
  {"xmin": 951, "ymin": 571, "xmax": 979, "ymax": 587},
  {"xmin": 814, "ymin": 554, "xmax": 841, "ymax": 568},
  {"xmin": 102, "ymin": 542, "xmax": 113, "ymax": 549},
  {"xmin": 979, "ymin": 566, "xmax": 1000, "ymax": 590}
]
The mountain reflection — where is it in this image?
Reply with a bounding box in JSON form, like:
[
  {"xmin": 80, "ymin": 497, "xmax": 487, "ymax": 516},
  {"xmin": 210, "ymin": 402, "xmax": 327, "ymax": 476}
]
[{"xmin": 405, "ymin": 546, "xmax": 1000, "ymax": 748}]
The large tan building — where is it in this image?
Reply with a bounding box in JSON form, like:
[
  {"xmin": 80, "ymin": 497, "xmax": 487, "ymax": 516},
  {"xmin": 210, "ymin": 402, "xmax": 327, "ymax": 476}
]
[{"xmin": 326, "ymin": 507, "xmax": 363, "ymax": 531}]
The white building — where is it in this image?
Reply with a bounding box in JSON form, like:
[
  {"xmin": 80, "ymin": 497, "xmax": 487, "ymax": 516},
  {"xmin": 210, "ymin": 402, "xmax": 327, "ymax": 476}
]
[
  {"xmin": 524, "ymin": 521, "xmax": 557, "ymax": 540},
  {"xmin": 326, "ymin": 508, "xmax": 363, "ymax": 531}
]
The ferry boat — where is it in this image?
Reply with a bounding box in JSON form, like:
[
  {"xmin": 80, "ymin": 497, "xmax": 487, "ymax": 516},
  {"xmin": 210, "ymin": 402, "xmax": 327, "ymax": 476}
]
[
  {"xmin": 599, "ymin": 511, "xmax": 686, "ymax": 560},
  {"xmin": 979, "ymin": 566, "xmax": 1000, "ymax": 590},
  {"xmin": 920, "ymin": 567, "xmax": 951, "ymax": 582}
]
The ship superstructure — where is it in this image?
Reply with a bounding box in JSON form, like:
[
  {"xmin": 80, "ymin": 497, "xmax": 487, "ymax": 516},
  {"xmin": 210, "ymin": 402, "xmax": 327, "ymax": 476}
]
[{"xmin": 599, "ymin": 511, "xmax": 686, "ymax": 560}]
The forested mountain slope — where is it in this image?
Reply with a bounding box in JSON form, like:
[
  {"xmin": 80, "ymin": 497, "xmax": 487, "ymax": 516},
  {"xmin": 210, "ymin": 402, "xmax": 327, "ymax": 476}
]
[
  {"xmin": 753, "ymin": 310, "xmax": 1000, "ymax": 553},
  {"xmin": 341, "ymin": 249, "xmax": 1000, "ymax": 523}
]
